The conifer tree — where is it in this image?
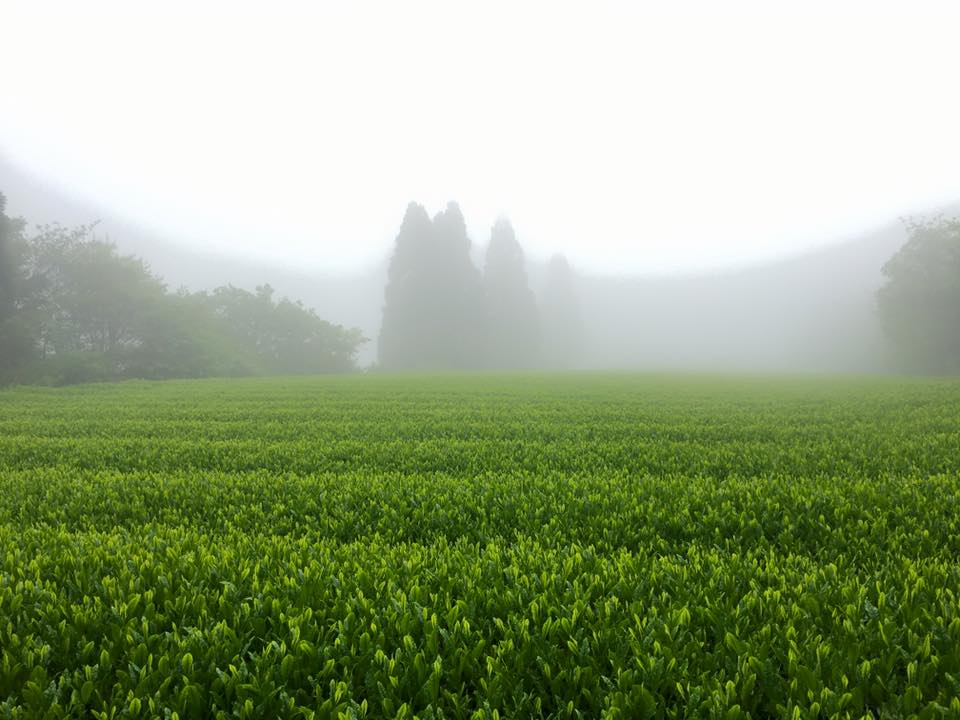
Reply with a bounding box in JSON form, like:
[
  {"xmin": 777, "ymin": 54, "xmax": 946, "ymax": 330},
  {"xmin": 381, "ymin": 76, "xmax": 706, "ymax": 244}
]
[
  {"xmin": 378, "ymin": 201, "xmax": 484, "ymax": 369},
  {"xmin": 378, "ymin": 202, "xmax": 435, "ymax": 369},
  {"xmin": 482, "ymin": 218, "xmax": 539, "ymax": 367}
]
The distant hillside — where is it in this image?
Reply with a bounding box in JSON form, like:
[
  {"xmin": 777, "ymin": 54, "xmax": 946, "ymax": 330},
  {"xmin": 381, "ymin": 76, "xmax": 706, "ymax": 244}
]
[
  {"xmin": 4, "ymin": 154, "xmax": 954, "ymax": 371},
  {"xmin": 576, "ymin": 223, "xmax": 911, "ymax": 372}
]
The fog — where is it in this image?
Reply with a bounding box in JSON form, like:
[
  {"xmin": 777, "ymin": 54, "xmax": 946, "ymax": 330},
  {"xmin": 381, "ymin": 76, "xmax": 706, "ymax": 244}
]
[
  {"xmin": 576, "ymin": 224, "xmax": 906, "ymax": 372},
  {"xmin": 2, "ymin": 3, "xmax": 959, "ymax": 380},
  {"xmin": 4, "ymin": 152, "xmax": 954, "ymax": 375},
  {"xmin": 3, "ymin": 2, "xmax": 960, "ymax": 274}
]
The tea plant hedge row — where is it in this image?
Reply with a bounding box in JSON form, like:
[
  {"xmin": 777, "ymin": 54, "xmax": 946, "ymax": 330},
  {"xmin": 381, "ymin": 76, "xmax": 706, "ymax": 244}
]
[{"xmin": 1, "ymin": 374, "xmax": 959, "ymax": 718}]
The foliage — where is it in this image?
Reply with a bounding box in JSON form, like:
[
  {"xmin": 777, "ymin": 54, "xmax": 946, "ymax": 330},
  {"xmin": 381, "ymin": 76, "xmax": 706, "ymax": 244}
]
[
  {"xmin": 200, "ymin": 285, "xmax": 365, "ymax": 375},
  {"xmin": 379, "ymin": 203, "xmax": 437, "ymax": 370},
  {"xmin": 1, "ymin": 373, "xmax": 960, "ymax": 718},
  {"xmin": 15, "ymin": 223, "xmax": 166, "ymax": 377},
  {"xmin": 379, "ymin": 203, "xmax": 484, "ymax": 370},
  {"xmin": 877, "ymin": 216, "xmax": 960, "ymax": 374},
  {"xmin": 0, "ymin": 207, "xmax": 366, "ymax": 384},
  {"xmin": 379, "ymin": 203, "xmax": 549, "ymax": 371},
  {"xmin": 0, "ymin": 192, "xmax": 17, "ymax": 317},
  {"xmin": 0, "ymin": 194, "xmax": 33, "ymax": 378},
  {"xmin": 482, "ymin": 220, "xmax": 540, "ymax": 368}
]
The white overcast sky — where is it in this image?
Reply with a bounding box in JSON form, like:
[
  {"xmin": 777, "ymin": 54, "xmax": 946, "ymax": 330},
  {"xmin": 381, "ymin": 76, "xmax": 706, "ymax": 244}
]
[{"xmin": 1, "ymin": 0, "xmax": 959, "ymax": 274}]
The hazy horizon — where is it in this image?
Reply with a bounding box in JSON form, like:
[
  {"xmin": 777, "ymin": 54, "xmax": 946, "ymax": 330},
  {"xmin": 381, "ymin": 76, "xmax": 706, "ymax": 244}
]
[
  {"xmin": 0, "ymin": 151, "xmax": 951, "ymax": 284},
  {"xmin": 2, "ymin": 1, "xmax": 959, "ymax": 276}
]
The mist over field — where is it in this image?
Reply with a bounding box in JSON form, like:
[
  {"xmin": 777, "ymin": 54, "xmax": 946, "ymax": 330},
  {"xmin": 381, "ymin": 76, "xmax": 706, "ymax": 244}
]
[{"xmin": 2, "ymin": 153, "xmax": 955, "ymax": 377}]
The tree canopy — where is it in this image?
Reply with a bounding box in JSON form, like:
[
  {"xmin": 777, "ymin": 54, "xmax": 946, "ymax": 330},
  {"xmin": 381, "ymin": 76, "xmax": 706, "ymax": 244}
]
[
  {"xmin": 379, "ymin": 203, "xmax": 582, "ymax": 370},
  {"xmin": 379, "ymin": 203, "xmax": 562, "ymax": 371},
  {"xmin": 877, "ymin": 216, "xmax": 960, "ymax": 374},
  {"xmin": 482, "ymin": 219, "xmax": 540, "ymax": 368},
  {"xmin": 379, "ymin": 202, "xmax": 484, "ymax": 370},
  {"xmin": 0, "ymin": 200, "xmax": 367, "ymax": 385},
  {"xmin": 0, "ymin": 193, "xmax": 33, "ymax": 378},
  {"xmin": 378, "ymin": 202, "xmax": 440, "ymax": 370}
]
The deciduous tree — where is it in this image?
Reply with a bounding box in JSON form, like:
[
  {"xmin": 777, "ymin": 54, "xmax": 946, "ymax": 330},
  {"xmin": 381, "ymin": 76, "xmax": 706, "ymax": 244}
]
[{"xmin": 877, "ymin": 216, "xmax": 960, "ymax": 374}]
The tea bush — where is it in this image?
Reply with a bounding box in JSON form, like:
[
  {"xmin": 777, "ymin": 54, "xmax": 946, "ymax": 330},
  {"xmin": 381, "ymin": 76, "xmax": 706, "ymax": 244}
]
[{"xmin": 1, "ymin": 374, "xmax": 959, "ymax": 718}]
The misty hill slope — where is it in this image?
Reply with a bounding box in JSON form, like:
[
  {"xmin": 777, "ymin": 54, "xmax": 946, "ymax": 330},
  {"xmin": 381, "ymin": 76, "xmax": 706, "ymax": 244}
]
[{"xmin": 578, "ymin": 223, "xmax": 912, "ymax": 372}]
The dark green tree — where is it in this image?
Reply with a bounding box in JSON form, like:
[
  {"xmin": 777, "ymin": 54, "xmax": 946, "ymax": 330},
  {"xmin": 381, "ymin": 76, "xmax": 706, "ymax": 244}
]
[
  {"xmin": 482, "ymin": 218, "xmax": 539, "ymax": 368},
  {"xmin": 1, "ymin": 207, "xmax": 366, "ymax": 385},
  {"xmin": 541, "ymin": 253, "xmax": 583, "ymax": 369},
  {"xmin": 203, "ymin": 284, "xmax": 365, "ymax": 375},
  {"xmin": 13, "ymin": 224, "xmax": 166, "ymax": 382},
  {"xmin": 378, "ymin": 202, "xmax": 436, "ymax": 369},
  {"xmin": 877, "ymin": 216, "xmax": 960, "ymax": 374},
  {"xmin": 0, "ymin": 192, "xmax": 13, "ymax": 309},
  {"xmin": 0, "ymin": 194, "xmax": 33, "ymax": 380},
  {"xmin": 378, "ymin": 201, "xmax": 483, "ymax": 369},
  {"xmin": 0, "ymin": 192, "xmax": 17, "ymax": 328},
  {"xmin": 123, "ymin": 290, "xmax": 250, "ymax": 380},
  {"xmin": 430, "ymin": 202, "xmax": 483, "ymax": 368}
]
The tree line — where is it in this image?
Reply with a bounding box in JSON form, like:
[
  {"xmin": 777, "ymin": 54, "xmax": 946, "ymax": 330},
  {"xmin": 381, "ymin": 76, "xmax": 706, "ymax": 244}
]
[
  {"xmin": 3, "ymin": 188, "xmax": 956, "ymax": 383},
  {"xmin": 0, "ymin": 192, "xmax": 366, "ymax": 385},
  {"xmin": 378, "ymin": 201, "xmax": 582, "ymax": 370},
  {"xmin": 375, "ymin": 200, "xmax": 960, "ymax": 375}
]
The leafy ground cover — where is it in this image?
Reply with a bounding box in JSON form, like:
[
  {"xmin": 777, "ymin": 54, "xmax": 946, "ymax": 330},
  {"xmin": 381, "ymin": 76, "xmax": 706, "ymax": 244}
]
[{"xmin": 1, "ymin": 374, "xmax": 959, "ymax": 718}]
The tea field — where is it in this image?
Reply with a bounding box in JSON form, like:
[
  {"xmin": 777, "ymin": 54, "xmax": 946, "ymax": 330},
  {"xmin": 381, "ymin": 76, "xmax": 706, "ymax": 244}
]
[{"xmin": 1, "ymin": 373, "xmax": 959, "ymax": 719}]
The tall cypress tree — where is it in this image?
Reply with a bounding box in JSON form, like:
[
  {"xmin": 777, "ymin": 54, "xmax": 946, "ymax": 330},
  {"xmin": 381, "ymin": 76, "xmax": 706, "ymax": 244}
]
[
  {"xmin": 482, "ymin": 219, "xmax": 539, "ymax": 368},
  {"xmin": 378, "ymin": 202, "xmax": 435, "ymax": 369},
  {"xmin": 430, "ymin": 202, "xmax": 483, "ymax": 369},
  {"xmin": 378, "ymin": 201, "xmax": 484, "ymax": 370}
]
